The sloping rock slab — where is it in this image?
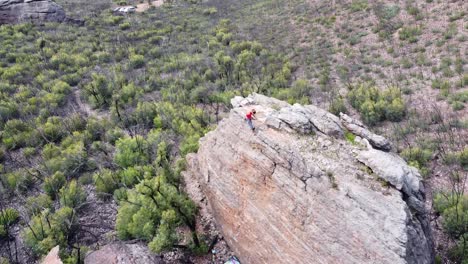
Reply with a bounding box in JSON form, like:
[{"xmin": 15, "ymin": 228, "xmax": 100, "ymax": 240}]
[{"xmin": 185, "ymin": 95, "xmax": 433, "ymax": 264}]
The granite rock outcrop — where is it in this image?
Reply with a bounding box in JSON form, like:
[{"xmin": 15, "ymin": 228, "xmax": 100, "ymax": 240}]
[
  {"xmin": 185, "ymin": 93, "xmax": 434, "ymax": 264},
  {"xmin": 0, "ymin": 0, "xmax": 66, "ymax": 24}
]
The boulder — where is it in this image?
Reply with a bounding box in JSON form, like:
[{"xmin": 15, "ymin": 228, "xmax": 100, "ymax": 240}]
[
  {"xmin": 84, "ymin": 242, "xmax": 164, "ymax": 264},
  {"xmin": 231, "ymin": 93, "xmax": 289, "ymax": 109},
  {"xmin": 184, "ymin": 95, "xmax": 434, "ymax": 264},
  {"xmin": 340, "ymin": 113, "xmax": 392, "ymax": 151},
  {"xmin": 41, "ymin": 246, "xmax": 62, "ymax": 264},
  {"xmin": 0, "ymin": 0, "xmax": 66, "ymax": 24}
]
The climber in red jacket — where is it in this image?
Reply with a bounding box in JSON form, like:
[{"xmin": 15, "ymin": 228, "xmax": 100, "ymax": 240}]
[{"xmin": 246, "ymin": 109, "xmax": 256, "ymax": 131}]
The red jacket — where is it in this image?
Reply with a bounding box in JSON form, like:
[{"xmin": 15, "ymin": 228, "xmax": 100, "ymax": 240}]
[{"xmin": 246, "ymin": 112, "xmax": 254, "ymax": 120}]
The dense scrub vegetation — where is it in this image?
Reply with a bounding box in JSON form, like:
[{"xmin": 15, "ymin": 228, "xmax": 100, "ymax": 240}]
[{"xmin": 0, "ymin": 0, "xmax": 300, "ymax": 262}]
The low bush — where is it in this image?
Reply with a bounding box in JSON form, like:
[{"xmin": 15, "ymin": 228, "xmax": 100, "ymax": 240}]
[
  {"xmin": 434, "ymin": 193, "xmax": 468, "ymax": 263},
  {"xmin": 347, "ymin": 84, "xmax": 406, "ymax": 125},
  {"xmin": 329, "ymin": 97, "xmax": 347, "ymax": 116},
  {"xmin": 399, "ymin": 26, "xmax": 422, "ymax": 43},
  {"xmin": 401, "ymin": 147, "xmax": 432, "ymax": 177},
  {"xmin": 59, "ymin": 180, "xmax": 86, "ymax": 209},
  {"xmin": 44, "ymin": 171, "xmax": 66, "ymax": 199},
  {"xmin": 129, "ymin": 54, "xmax": 145, "ymax": 69},
  {"xmin": 0, "ymin": 208, "xmax": 19, "ymax": 237}
]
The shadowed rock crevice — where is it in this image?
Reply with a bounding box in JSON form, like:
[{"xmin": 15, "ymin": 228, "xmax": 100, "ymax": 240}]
[{"xmin": 185, "ymin": 94, "xmax": 434, "ymax": 264}]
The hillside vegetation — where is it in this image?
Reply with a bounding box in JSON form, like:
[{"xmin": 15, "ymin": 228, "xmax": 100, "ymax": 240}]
[{"xmin": 0, "ymin": 0, "xmax": 466, "ymax": 263}]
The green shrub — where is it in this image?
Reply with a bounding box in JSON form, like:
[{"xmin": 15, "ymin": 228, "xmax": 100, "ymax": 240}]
[
  {"xmin": 59, "ymin": 180, "xmax": 86, "ymax": 209},
  {"xmin": 119, "ymin": 82, "xmax": 143, "ymax": 104},
  {"xmin": 94, "ymin": 169, "xmax": 120, "ymax": 195},
  {"xmin": 44, "ymin": 171, "xmax": 66, "ymax": 199},
  {"xmin": 23, "ymin": 206, "xmax": 76, "ymax": 256},
  {"xmin": 119, "ymin": 22, "xmax": 131, "ymax": 30},
  {"xmin": 119, "ymin": 166, "xmax": 147, "ymax": 187},
  {"xmin": 2, "ymin": 119, "xmax": 39, "ymax": 149},
  {"xmin": 460, "ymin": 148, "xmax": 468, "ymax": 169},
  {"xmin": 3, "ymin": 169, "xmax": 34, "ymax": 192},
  {"xmin": 401, "ymin": 147, "xmax": 432, "ymax": 167},
  {"xmin": 26, "ymin": 194, "xmax": 53, "ymax": 216},
  {"xmin": 105, "ymin": 15, "xmax": 124, "ymax": 25},
  {"xmin": 347, "ymin": 84, "xmax": 406, "ymax": 125},
  {"xmin": 113, "ymin": 188, "xmax": 128, "ymax": 203},
  {"xmin": 41, "ymin": 116, "xmax": 66, "ymax": 142},
  {"xmin": 449, "ymin": 11, "xmax": 465, "ymax": 22},
  {"xmin": 129, "ymin": 54, "xmax": 145, "ymax": 69},
  {"xmin": 431, "ymin": 79, "xmax": 450, "ymax": 90},
  {"xmin": 448, "ymin": 235, "xmax": 468, "ymax": 263},
  {"xmin": 408, "ymin": 160, "xmax": 430, "ymax": 178},
  {"xmin": 329, "ymin": 97, "xmax": 347, "ymax": 115},
  {"xmin": 374, "ymin": 4, "xmax": 400, "ymax": 20},
  {"xmin": 105, "ymin": 128, "xmax": 125, "ymax": 145},
  {"xmin": 114, "ymin": 136, "xmax": 149, "ymax": 168},
  {"xmin": 0, "ymin": 147, "xmax": 5, "ymax": 162},
  {"xmin": 406, "ymin": 5, "xmax": 423, "ymax": 20},
  {"xmin": 180, "ymin": 134, "xmax": 200, "ymax": 156},
  {"xmin": 51, "ymin": 80, "xmax": 71, "ymax": 94},
  {"xmin": 116, "ymin": 176, "xmax": 198, "ymax": 253},
  {"xmin": 401, "ymin": 147, "xmax": 432, "ymax": 177},
  {"xmin": 0, "ymin": 208, "xmax": 19, "ymax": 237},
  {"xmin": 373, "ymin": 4, "xmax": 401, "ymax": 39},
  {"xmin": 433, "ymin": 192, "xmax": 468, "ymax": 262},
  {"xmin": 290, "ymin": 79, "xmax": 310, "ymax": 99},
  {"xmin": 452, "ymin": 101, "xmax": 465, "ymax": 111},
  {"xmin": 400, "ymin": 58, "xmax": 413, "ymax": 69},
  {"xmin": 399, "ymin": 26, "xmax": 421, "ymax": 43},
  {"xmin": 116, "ymin": 0, "xmax": 127, "ymax": 5},
  {"xmin": 350, "ymin": 0, "xmax": 368, "ymax": 12},
  {"xmin": 84, "ymin": 73, "xmax": 113, "ymax": 108},
  {"xmin": 0, "ymin": 257, "xmax": 9, "ymax": 264},
  {"xmin": 385, "ymin": 98, "xmax": 406, "ymax": 121},
  {"xmin": 444, "ymin": 23, "xmax": 458, "ymax": 40},
  {"xmin": 203, "ymin": 7, "xmax": 217, "ymax": 15},
  {"xmin": 43, "ymin": 140, "xmax": 87, "ymax": 176},
  {"xmin": 344, "ymin": 131, "xmax": 356, "ymax": 144}
]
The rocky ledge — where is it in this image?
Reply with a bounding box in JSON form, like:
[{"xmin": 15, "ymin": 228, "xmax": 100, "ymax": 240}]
[
  {"xmin": 0, "ymin": 0, "xmax": 66, "ymax": 24},
  {"xmin": 184, "ymin": 94, "xmax": 434, "ymax": 264}
]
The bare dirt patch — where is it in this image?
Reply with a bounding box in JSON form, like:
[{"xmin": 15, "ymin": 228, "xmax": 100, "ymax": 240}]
[{"xmin": 136, "ymin": 0, "xmax": 164, "ymax": 12}]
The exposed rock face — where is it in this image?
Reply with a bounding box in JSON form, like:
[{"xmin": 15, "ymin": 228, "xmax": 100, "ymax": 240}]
[
  {"xmin": 185, "ymin": 94, "xmax": 434, "ymax": 264},
  {"xmin": 41, "ymin": 246, "xmax": 62, "ymax": 264},
  {"xmin": 340, "ymin": 113, "xmax": 392, "ymax": 151},
  {"xmin": 0, "ymin": 0, "xmax": 66, "ymax": 24},
  {"xmin": 84, "ymin": 242, "xmax": 164, "ymax": 264}
]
